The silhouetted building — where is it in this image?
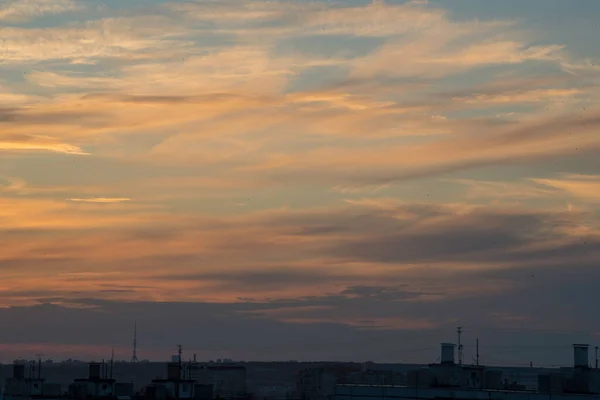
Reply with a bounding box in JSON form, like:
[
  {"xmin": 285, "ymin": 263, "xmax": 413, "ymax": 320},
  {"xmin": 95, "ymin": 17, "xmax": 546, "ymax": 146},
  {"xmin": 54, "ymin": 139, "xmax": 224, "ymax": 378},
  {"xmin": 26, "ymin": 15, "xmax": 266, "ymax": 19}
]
[
  {"xmin": 4, "ymin": 360, "xmax": 63, "ymax": 399},
  {"xmin": 538, "ymin": 345, "xmax": 600, "ymax": 395},
  {"xmin": 142, "ymin": 363, "xmax": 207, "ymax": 400},
  {"xmin": 296, "ymin": 365, "xmax": 362, "ymax": 400},
  {"xmin": 188, "ymin": 365, "xmax": 247, "ymax": 399},
  {"xmin": 335, "ymin": 342, "xmax": 600, "ymax": 400},
  {"xmin": 69, "ymin": 363, "xmax": 116, "ymax": 400}
]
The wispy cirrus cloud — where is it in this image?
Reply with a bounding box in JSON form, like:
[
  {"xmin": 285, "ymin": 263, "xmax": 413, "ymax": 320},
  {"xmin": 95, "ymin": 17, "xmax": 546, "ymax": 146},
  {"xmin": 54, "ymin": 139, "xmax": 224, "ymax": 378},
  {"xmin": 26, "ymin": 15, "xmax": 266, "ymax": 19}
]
[
  {"xmin": 68, "ymin": 197, "xmax": 131, "ymax": 203},
  {"xmin": 0, "ymin": 14, "xmax": 192, "ymax": 63},
  {"xmin": 0, "ymin": 134, "xmax": 88, "ymax": 155},
  {"xmin": 533, "ymin": 175, "xmax": 600, "ymax": 200},
  {"xmin": 0, "ymin": 0, "xmax": 81, "ymax": 22}
]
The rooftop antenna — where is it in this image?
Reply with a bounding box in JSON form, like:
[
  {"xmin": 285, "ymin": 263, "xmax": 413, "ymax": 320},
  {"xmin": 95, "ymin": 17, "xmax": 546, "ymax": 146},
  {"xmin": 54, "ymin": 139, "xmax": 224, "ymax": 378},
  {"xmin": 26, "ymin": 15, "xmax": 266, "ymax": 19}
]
[
  {"xmin": 178, "ymin": 345, "xmax": 183, "ymax": 375},
  {"xmin": 110, "ymin": 349, "xmax": 115, "ymax": 379},
  {"xmin": 595, "ymin": 346, "xmax": 598, "ymax": 370},
  {"xmin": 176, "ymin": 345, "xmax": 183, "ymax": 398},
  {"xmin": 476, "ymin": 338, "xmax": 479, "ymax": 367},
  {"xmin": 36, "ymin": 354, "xmax": 43, "ymax": 379},
  {"xmin": 131, "ymin": 321, "xmax": 139, "ymax": 363},
  {"xmin": 457, "ymin": 327, "xmax": 463, "ymax": 366}
]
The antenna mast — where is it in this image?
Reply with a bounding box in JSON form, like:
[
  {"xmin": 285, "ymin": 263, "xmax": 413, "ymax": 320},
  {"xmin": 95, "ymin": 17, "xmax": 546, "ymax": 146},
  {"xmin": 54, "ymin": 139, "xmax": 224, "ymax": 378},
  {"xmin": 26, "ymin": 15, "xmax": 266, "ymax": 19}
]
[
  {"xmin": 178, "ymin": 344, "xmax": 183, "ymax": 375},
  {"xmin": 111, "ymin": 348, "xmax": 115, "ymax": 378},
  {"xmin": 457, "ymin": 327, "xmax": 463, "ymax": 366},
  {"xmin": 596, "ymin": 346, "xmax": 598, "ymax": 370},
  {"xmin": 476, "ymin": 338, "xmax": 479, "ymax": 366},
  {"xmin": 131, "ymin": 321, "xmax": 139, "ymax": 363},
  {"xmin": 36, "ymin": 354, "xmax": 43, "ymax": 379}
]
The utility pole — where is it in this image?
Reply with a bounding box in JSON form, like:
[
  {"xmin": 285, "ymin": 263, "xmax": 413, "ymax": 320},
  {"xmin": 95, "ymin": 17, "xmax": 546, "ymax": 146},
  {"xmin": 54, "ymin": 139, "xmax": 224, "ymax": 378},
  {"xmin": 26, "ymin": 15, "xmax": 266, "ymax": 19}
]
[
  {"xmin": 476, "ymin": 338, "xmax": 479, "ymax": 366},
  {"xmin": 457, "ymin": 327, "xmax": 463, "ymax": 366}
]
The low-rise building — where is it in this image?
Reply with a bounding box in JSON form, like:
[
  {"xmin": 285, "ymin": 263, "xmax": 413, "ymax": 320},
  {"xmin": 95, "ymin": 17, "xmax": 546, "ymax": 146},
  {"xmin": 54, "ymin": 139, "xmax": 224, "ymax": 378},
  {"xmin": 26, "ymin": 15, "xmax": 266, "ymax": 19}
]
[{"xmin": 187, "ymin": 364, "xmax": 247, "ymax": 399}]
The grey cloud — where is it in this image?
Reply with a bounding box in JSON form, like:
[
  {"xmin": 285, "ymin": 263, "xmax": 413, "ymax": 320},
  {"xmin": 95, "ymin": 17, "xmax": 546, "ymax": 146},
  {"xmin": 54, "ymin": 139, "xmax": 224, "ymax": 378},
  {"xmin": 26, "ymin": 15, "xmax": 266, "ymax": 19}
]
[
  {"xmin": 0, "ymin": 108, "xmax": 21, "ymax": 122},
  {"xmin": 339, "ymin": 285, "xmax": 422, "ymax": 301},
  {"xmin": 0, "ymin": 257, "xmax": 82, "ymax": 271},
  {"xmin": 265, "ymin": 110, "xmax": 600, "ymax": 187},
  {"xmin": 80, "ymin": 94, "xmax": 195, "ymax": 104},
  {"xmin": 275, "ymin": 34, "xmax": 384, "ymax": 60},
  {"xmin": 81, "ymin": 92, "xmax": 273, "ymax": 105},
  {"xmin": 253, "ymin": 203, "xmax": 570, "ymax": 263},
  {"xmin": 96, "ymin": 284, "xmax": 158, "ymax": 290},
  {"xmin": 220, "ymin": 204, "xmax": 600, "ymax": 284},
  {"xmin": 437, "ymin": 73, "xmax": 590, "ymax": 100},
  {"xmin": 326, "ymin": 212, "xmax": 555, "ymax": 264},
  {"xmin": 2, "ymin": 201, "xmax": 599, "ymax": 363},
  {"xmin": 2, "ymin": 282, "xmax": 599, "ymax": 365},
  {"xmin": 163, "ymin": 269, "xmax": 336, "ymax": 285},
  {"xmin": 158, "ymin": 268, "xmax": 375, "ymax": 294},
  {"xmin": 0, "ymin": 108, "xmax": 103, "ymax": 125}
]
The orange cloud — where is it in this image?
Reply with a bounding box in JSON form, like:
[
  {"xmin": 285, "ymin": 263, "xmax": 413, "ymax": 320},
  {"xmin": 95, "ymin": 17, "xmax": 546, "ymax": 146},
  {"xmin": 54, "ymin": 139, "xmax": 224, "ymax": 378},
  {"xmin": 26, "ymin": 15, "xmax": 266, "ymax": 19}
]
[
  {"xmin": 532, "ymin": 175, "xmax": 600, "ymax": 200},
  {"xmin": 69, "ymin": 198, "xmax": 131, "ymax": 203},
  {"xmin": 0, "ymin": 197, "xmax": 168, "ymax": 230},
  {"xmin": 1, "ymin": 191, "xmax": 596, "ymax": 308},
  {"xmin": 0, "ymin": 135, "xmax": 87, "ymax": 155}
]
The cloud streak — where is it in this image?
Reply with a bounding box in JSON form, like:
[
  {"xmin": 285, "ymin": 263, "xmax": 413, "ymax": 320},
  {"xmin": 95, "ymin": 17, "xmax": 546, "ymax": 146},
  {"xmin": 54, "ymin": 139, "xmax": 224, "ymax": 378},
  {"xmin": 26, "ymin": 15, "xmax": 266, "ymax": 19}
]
[
  {"xmin": 69, "ymin": 197, "xmax": 131, "ymax": 203},
  {"xmin": 0, "ymin": 0, "xmax": 80, "ymax": 22},
  {"xmin": 0, "ymin": 135, "xmax": 88, "ymax": 155}
]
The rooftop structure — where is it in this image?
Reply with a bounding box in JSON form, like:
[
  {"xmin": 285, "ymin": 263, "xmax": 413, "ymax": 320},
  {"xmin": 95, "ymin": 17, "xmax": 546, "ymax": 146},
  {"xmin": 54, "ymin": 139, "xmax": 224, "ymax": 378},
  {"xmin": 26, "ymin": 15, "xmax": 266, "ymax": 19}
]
[{"xmin": 573, "ymin": 345, "xmax": 589, "ymax": 369}]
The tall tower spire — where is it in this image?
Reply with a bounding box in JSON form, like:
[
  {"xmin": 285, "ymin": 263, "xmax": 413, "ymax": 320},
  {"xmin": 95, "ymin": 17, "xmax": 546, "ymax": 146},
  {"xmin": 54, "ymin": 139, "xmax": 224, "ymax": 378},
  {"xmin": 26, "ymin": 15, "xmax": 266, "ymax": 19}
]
[{"xmin": 131, "ymin": 321, "xmax": 139, "ymax": 363}]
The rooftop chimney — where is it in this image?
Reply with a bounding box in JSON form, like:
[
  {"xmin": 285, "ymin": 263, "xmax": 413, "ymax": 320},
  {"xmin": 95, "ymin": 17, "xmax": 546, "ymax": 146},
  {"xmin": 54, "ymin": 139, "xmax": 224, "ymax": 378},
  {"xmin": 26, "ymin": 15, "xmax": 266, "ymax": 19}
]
[
  {"xmin": 13, "ymin": 363, "xmax": 25, "ymax": 380},
  {"xmin": 89, "ymin": 363, "xmax": 102, "ymax": 380},
  {"xmin": 574, "ymin": 344, "xmax": 589, "ymax": 368},
  {"xmin": 441, "ymin": 343, "xmax": 456, "ymax": 364},
  {"xmin": 167, "ymin": 362, "xmax": 181, "ymax": 381}
]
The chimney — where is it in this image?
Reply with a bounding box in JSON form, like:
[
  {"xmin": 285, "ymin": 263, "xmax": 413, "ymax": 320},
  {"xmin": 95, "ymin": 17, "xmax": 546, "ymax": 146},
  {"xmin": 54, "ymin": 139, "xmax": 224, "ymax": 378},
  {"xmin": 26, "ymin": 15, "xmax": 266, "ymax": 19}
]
[
  {"xmin": 167, "ymin": 362, "xmax": 181, "ymax": 380},
  {"xmin": 13, "ymin": 363, "xmax": 25, "ymax": 380},
  {"xmin": 574, "ymin": 344, "xmax": 590, "ymax": 368},
  {"xmin": 441, "ymin": 343, "xmax": 456, "ymax": 364},
  {"xmin": 89, "ymin": 363, "xmax": 102, "ymax": 379}
]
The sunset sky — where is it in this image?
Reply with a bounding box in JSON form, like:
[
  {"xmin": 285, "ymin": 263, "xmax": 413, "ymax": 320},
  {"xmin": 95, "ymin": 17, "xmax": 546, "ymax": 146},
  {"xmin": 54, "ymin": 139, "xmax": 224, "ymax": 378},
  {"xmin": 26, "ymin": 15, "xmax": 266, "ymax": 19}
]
[{"xmin": 1, "ymin": 0, "xmax": 600, "ymax": 365}]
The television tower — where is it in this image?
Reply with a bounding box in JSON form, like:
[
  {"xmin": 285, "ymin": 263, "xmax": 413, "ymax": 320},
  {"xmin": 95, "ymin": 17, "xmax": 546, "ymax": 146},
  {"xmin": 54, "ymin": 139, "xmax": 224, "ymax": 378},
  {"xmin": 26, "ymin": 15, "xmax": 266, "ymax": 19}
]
[{"xmin": 131, "ymin": 321, "xmax": 139, "ymax": 363}]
